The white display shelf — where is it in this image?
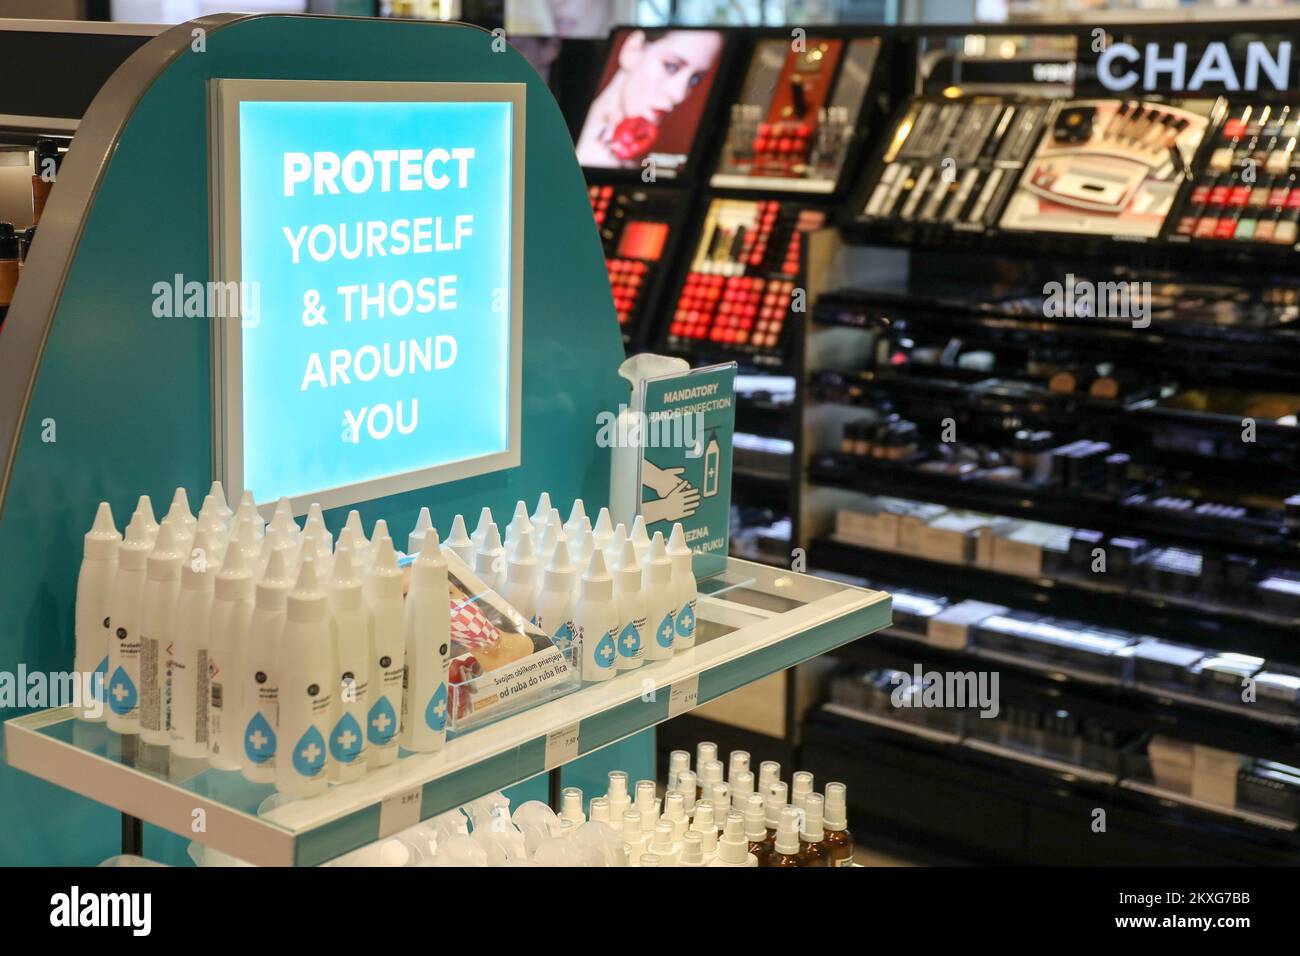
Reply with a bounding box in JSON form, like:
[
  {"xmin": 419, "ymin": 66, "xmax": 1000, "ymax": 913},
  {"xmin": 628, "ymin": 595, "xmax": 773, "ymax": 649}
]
[{"xmin": 5, "ymin": 558, "xmax": 889, "ymax": 866}]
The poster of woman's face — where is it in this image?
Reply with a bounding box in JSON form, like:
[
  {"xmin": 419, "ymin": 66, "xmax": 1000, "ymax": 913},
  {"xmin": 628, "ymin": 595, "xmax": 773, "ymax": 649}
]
[{"xmin": 575, "ymin": 28, "xmax": 724, "ymax": 176}]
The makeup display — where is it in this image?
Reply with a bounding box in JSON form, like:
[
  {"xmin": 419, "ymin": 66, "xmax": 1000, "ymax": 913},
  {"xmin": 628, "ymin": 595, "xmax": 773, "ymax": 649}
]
[
  {"xmin": 998, "ymin": 99, "xmax": 1212, "ymax": 238},
  {"xmin": 1172, "ymin": 102, "xmax": 1300, "ymax": 245},
  {"xmin": 576, "ymin": 27, "xmax": 727, "ymax": 180},
  {"xmin": 665, "ymin": 197, "xmax": 825, "ymax": 356},
  {"xmin": 588, "ymin": 184, "xmax": 687, "ymax": 342},
  {"xmin": 711, "ymin": 37, "xmax": 881, "ymax": 193},
  {"xmin": 858, "ymin": 96, "xmax": 1050, "ymax": 229}
]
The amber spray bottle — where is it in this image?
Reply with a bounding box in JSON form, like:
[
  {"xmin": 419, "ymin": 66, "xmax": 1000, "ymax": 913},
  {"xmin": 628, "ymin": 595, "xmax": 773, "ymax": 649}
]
[{"xmin": 823, "ymin": 782, "xmax": 854, "ymax": 867}]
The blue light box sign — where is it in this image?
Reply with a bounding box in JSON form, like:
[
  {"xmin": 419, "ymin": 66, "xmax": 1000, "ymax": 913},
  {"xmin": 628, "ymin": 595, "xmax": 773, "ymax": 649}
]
[{"xmin": 210, "ymin": 79, "xmax": 525, "ymax": 513}]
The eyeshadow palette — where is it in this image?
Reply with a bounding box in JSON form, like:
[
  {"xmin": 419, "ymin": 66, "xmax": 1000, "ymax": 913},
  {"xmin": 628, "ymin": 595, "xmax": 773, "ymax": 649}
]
[
  {"xmin": 712, "ymin": 37, "xmax": 880, "ymax": 193},
  {"xmin": 859, "ymin": 96, "xmax": 1050, "ymax": 230},
  {"xmin": 666, "ymin": 198, "xmax": 825, "ymax": 356},
  {"xmin": 1172, "ymin": 101, "xmax": 1300, "ymax": 245},
  {"xmin": 999, "ymin": 98, "xmax": 1212, "ymax": 238},
  {"xmin": 588, "ymin": 184, "xmax": 687, "ymax": 342}
]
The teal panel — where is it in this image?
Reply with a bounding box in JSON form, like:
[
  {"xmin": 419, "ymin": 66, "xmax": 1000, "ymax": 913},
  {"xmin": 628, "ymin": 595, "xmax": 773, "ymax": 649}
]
[
  {"xmin": 561, "ymin": 729, "xmax": 656, "ymax": 801},
  {"xmin": 0, "ymin": 15, "xmax": 622, "ymax": 865}
]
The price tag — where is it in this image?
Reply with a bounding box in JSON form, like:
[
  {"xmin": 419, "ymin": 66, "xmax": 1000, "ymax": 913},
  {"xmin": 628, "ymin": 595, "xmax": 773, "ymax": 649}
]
[
  {"xmin": 668, "ymin": 675, "xmax": 700, "ymax": 718},
  {"xmin": 378, "ymin": 786, "xmax": 422, "ymax": 838},
  {"xmin": 544, "ymin": 721, "xmax": 581, "ymax": 770}
]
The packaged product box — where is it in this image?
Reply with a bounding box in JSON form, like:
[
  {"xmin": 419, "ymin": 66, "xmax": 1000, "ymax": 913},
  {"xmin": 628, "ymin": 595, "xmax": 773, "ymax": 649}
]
[
  {"xmin": 1148, "ymin": 735, "xmax": 1194, "ymax": 793},
  {"xmin": 914, "ymin": 512, "xmax": 991, "ymax": 565},
  {"xmin": 1191, "ymin": 744, "xmax": 1243, "ymax": 807},
  {"xmin": 926, "ymin": 599, "xmax": 1009, "ymax": 650},
  {"xmin": 991, "ymin": 521, "xmax": 1074, "ymax": 578}
]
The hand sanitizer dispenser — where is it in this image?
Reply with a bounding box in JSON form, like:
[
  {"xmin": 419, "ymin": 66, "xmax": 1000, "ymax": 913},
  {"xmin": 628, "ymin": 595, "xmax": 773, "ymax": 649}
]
[{"xmin": 609, "ymin": 353, "xmax": 690, "ymax": 530}]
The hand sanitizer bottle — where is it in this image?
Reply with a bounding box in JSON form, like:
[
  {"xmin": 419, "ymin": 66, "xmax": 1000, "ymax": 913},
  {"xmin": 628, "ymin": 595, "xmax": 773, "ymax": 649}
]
[
  {"xmin": 366, "ymin": 536, "xmax": 405, "ymax": 768},
  {"xmin": 401, "ymin": 531, "xmax": 451, "ymax": 753},
  {"xmin": 445, "ymin": 514, "xmax": 474, "ymax": 568},
  {"xmin": 75, "ymin": 502, "xmax": 120, "ymax": 721},
  {"xmin": 241, "ymin": 546, "xmax": 293, "ymax": 783},
  {"xmin": 572, "ymin": 549, "xmax": 619, "ymax": 683},
  {"xmin": 106, "ymin": 510, "xmax": 152, "ymax": 734},
  {"xmin": 343, "ymin": 511, "xmax": 369, "ymax": 570},
  {"xmin": 235, "ymin": 491, "xmax": 262, "ymax": 537},
  {"xmin": 473, "ymin": 521, "xmax": 506, "ymax": 593},
  {"xmin": 171, "ymin": 526, "xmax": 219, "ymax": 758},
  {"xmin": 563, "ymin": 499, "xmax": 587, "ymax": 542},
  {"xmin": 630, "ymin": 515, "xmax": 651, "ymax": 564},
  {"xmin": 667, "ymin": 523, "xmax": 697, "ymax": 650},
  {"xmin": 610, "ymin": 539, "xmax": 645, "ymax": 671},
  {"xmin": 534, "ymin": 539, "xmax": 577, "ymax": 646},
  {"xmin": 531, "ymin": 492, "xmax": 553, "ymax": 529},
  {"xmin": 277, "ymin": 559, "xmax": 335, "ymax": 798},
  {"xmin": 470, "ymin": 506, "xmax": 494, "ymax": 552},
  {"xmin": 134, "ymin": 494, "xmax": 159, "ymax": 544},
  {"xmin": 407, "ymin": 507, "xmax": 433, "ymax": 557},
  {"xmin": 641, "ymin": 532, "xmax": 675, "ymax": 661},
  {"xmin": 207, "ymin": 480, "xmax": 233, "ymax": 525},
  {"xmin": 504, "ymin": 501, "xmax": 532, "ymax": 551},
  {"xmin": 164, "ymin": 487, "xmax": 197, "ymax": 556},
  {"xmin": 592, "ymin": 507, "xmax": 614, "ymax": 556},
  {"xmin": 537, "ymin": 509, "xmax": 564, "ymax": 565},
  {"xmin": 139, "ymin": 522, "xmax": 182, "ymax": 746},
  {"xmin": 327, "ymin": 545, "xmax": 370, "ymax": 781},
  {"xmin": 208, "ymin": 540, "xmax": 254, "ymax": 771},
  {"xmin": 499, "ymin": 529, "xmax": 541, "ymax": 623}
]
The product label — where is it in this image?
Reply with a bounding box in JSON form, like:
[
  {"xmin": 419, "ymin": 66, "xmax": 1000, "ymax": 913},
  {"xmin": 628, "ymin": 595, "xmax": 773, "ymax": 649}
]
[
  {"xmin": 379, "ymin": 786, "xmax": 423, "ymax": 839},
  {"xmin": 617, "ymin": 617, "xmax": 645, "ymax": 661},
  {"xmin": 107, "ymin": 620, "xmax": 140, "ymax": 718},
  {"xmin": 675, "ymin": 599, "xmax": 697, "ymax": 642},
  {"xmin": 668, "ymin": 674, "xmax": 700, "ymax": 718},
  {"xmin": 138, "ymin": 635, "xmax": 162, "ymax": 732},
  {"xmin": 369, "ymin": 660, "xmax": 403, "ymax": 747},
  {"xmin": 331, "ymin": 671, "xmax": 369, "ymax": 764},
  {"xmin": 544, "ymin": 721, "xmax": 581, "ymax": 770}
]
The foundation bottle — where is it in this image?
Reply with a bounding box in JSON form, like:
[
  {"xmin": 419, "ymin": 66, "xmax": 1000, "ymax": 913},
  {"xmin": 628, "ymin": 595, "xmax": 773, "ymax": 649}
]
[
  {"xmin": 823, "ymin": 782, "xmax": 854, "ymax": 867},
  {"xmin": 767, "ymin": 807, "xmax": 802, "ymax": 868},
  {"xmin": 796, "ymin": 794, "xmax": 831, "ymax": 867}
]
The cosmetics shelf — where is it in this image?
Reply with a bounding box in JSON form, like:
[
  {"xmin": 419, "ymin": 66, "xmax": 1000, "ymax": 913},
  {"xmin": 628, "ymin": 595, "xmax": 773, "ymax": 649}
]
[
  {"xmin": 808, "ymin": 452, "xmax": 1300, "ymax": 564},
  {"xmin": 4, "ymin": 558, "xmax": 888, "ymax": 866}
]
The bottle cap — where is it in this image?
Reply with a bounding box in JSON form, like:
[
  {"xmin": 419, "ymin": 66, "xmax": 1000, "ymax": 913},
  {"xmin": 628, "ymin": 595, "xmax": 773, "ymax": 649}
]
[
  {"xmin": 791, "ymin": 771, "xmax": 814, "ymax": 812},
  {"xmin": 235, "ymin": 514, "xmax": 261, "ymax": 566},
  {"xmin": 607, "ymin": 770, "xmax": 629, "ymax": 802},
  {"xmin": 605, "ymin": 523, "xmax": 628, "ymax": 565},
  {"xmin": 471, "ymin": 506, "xmax": 494, "ymax": 549},
  {"xmin": 166, "ymin": 487, "xmax": 196, "ymax": 533},
  {"xmin": 667, "ymin": 749, "xmax": 691, "ymax": 788},
  {"xmin": 235, "ymin": 491, "xmax": 262, "ymax": 535},
  {"xmin": 543, "ymin": 539, "xmax": 577, "ymax": 594},
  {"xmin": 639, "ymin": 852, "xmax": 661, "ymax": 868},
  {"xmin": 344, "ymin": 511, "xmax": 368, "ymax": 560},
  {"xmin": 531, "ymin": 492, "xmax": 552, "ymax": 529},
  {"xmin": 474, "ymin": 522, "xmax": 504, "ymax": 579},
  {"xmin": 801, "ymin": 793, "xmax": 825, "ymax": 842},
  {"xmin": 651, "ymin": 821, "xmax": 675, "ymax": 854},
  {"xmin": 327, "ymin": 545, "xmax": 363, "ymax": 610},
  {"xmin": 675, "ymin": 771, "xmax": 697, "ymax": 812},
  {"xmin": 560, "ymin": 787, "xmax": 584, "ymax": 824},
  {"xmin": 730, "ymin": 770, "xmax": 754, "ymax": 812},
  {"xmin": 680, "ymin": 830, "xmax": 704, "ymax": 865},
  {"xmin": 611, "ymin": 538, "xmax": 643, "ymax": 594},
  {"xmin": 635, "ymin": 779, "xmax": 656, "ymax": 814},
  {"xmin": 269, "ymin": 496, "xmax": 297, "ymax": 540},
  {"xmin": 667, "ymin": 523, "xmax": 692, "ymax": 572},
  {"xmin": 699, "ymin": 758, "xmax": 724, "ymax": 793},
  {"xmin": 693, "ymin": 800, "xmax": 716, "ymax": 834},
  {"xmin": 708, "ymin": 782, "xmax": 730, "ymax": 816},
  {"xmin": 133, "ymin": 494, "xmax": 159, "ymax": 542},
  {"xmin": 645, "ymin": 532, "xmax": 672, "ymax": 583},
  {"xmin": 370, "ymin": 518, "xmax": 390, "ymax": 552},
  {"xmin": 696, "ymin": 741, "xmax": 717, "ymax": 770},
  {"xmin": 592, "ymin": 507, "xmax": 614, "ymax": 548},
  {"xmin": 775, "ymin": 806, "xmax": 801, "ymax": 855},
  {"xmin": 663, "ymin": 791, "xmax": 688, "ymax": 838},
  {"xmin": 303, "ymin": 501, "xmax": 327, "ymax": 538},
  {"xmin": 824, "ymin": 782, "xmax": 848, "ymax": 830},
  {"xmin": 287, "ymin": 557, "xmax": 327, "ymax": 622},
  {"xmin": 580, "ymin": 547, "xmax": 614, "ymax": 601},
  {"xmin": 570, "ymin": 524, "xmax": 594, "ymax": 570},
  {"xmin": 717, "ymin": 812, "xmax": 750, "ymax": 865},
  {"xmin": 446, "ymin": 513, "xmax": 472, "ymax": 555},
  {"xmin": 728, "ymin": 750, "xmax": 751, "ymax": 783},
  {"xmin": 366, "ymin": 535, "xmax": 404, "ymax": 600},
  {"xmin": 208, "ymin": 480, "xmax": 233, "ymax": 523},
  {"xmin": 407, "ymin": 506, "xmax": 433, "ymax": 556},
  {"xmin": 182, "ymin": 527, "xmax": 219, "ymax": 588},
  {"xmin": 507, "ymin": 528, "xmax": 540, "ymax": 584},
  {"xmin": 256, "ymin": 545, "xmax": 294, "ymax": 607},
  {"xmin": 757, "ymin": 760, "xmax": 781, "ymax": 793},
  {"xmin": 621, "ymin": 809, "xmax": 642, "ymax": 840},
  {"xmin": 589, "ymin": 797, "xmax": 610, "ymax": 826},
  {"xmin": 409, "ymin": 529, "xmax": 447, "ymax": 591},
  {"xmin": 215, "ymin": 533, "xmax": 254, "ymax": 599},
  {"xmin": 119, "ymin": 510, "xmax": 154, "ymax": 569},
  {"xmin": 564, "ymin": 500, "xmax": 587, "ymax": 539},
  {"xmin": 298, "ymin": 524, "xmax": 331, "ymax": 576},
  {"xmin": 84, "ymin": 501, "xmax": 121, "ymax": 559},
  {"xmin": 146, "ymin": 522, "xmax": 182, "ymax": 580},
  {"xmin": 743, "ymin": 793, "xmax": 768, "ymax": 841},
  {"xmin": 538, "ymin": 510, "xmax": 564, "ymax": 560},
  {"xmin": 505, "ymin": 501, "xmax": 531, "ymax": 548},
  {"xmin": 630, "ymin": 514, "xmax": 651, "ymax": 559},
  {"xmin": 764, "ymin": 781, "xmax": 789, "ymax": 828}
]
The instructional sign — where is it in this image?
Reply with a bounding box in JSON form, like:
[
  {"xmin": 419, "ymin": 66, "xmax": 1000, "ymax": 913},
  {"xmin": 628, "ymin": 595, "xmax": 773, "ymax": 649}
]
[
  {"xmin": 211, "ymin": 80, "xmax": 524, "ymax": 511},
  {"xmin": 637, "ymin": 362, "xmax": 736, "ymax": 580}
]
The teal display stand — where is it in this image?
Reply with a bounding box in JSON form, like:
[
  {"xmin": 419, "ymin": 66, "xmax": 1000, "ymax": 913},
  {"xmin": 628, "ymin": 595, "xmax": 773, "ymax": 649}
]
[{"xmin": 0, "ymin": 14, "xmax": 651, "ymax": 865}]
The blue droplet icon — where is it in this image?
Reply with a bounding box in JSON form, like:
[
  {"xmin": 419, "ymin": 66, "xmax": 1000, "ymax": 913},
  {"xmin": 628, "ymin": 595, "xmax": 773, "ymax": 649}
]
[
  {"xmin": 594, "ymin": 630, "xmax": 617, "ymax": 669},
  {"xmin": 93, "ymin": 656, "xmax": 109, "ymax": 703},
  {"xmin": 330, "ymin": 711, "xmax": 364, "ymax": 763},
  {"xmin": 107, "ymin": 666, "xmax": 137, "ymax": 715},
  {"xmin": 292, "ymin": 725, "xmax": 327, "ymax": 778},
  {"xmin": 554, "ymin": 621, "xmax": 574, "ymax": 643},
  {"xmin": 675, "ymin": 603, "xmax": 695, "ymax": 639},
  {"xmin": 367, "ymin": 695, "xmax": 398, "ymax": 745},
  {"xmin": 425, "ymin": 682, "xmax": 448, "ymax": 732},
  {"xmin": 244, "ymin": 711, "xmax": 277, "ymax": 764},
  {"xmin": 655, "ymin": 612, "xmax": 675, "ymax": 649},
  {"xmin": 618, "ymin": 621, "xmax": 641, "ymax": 658}
]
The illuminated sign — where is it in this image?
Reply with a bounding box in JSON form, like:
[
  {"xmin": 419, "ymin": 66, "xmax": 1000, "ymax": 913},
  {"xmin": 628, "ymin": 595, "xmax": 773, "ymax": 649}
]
[
  {"xmin": 210, "ymin": 79, "xmax": 524, "ymax": 512},
  {"xmin": 1095, "ymin": 40, "xmax": 1292, "ymax": 93}
]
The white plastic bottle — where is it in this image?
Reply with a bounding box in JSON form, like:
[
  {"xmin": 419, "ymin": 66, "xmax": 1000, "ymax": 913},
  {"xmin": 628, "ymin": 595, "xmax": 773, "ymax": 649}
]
[
  {"xmin": 641, "ymin": 532, "xmax": 676, "ymax": 661},
  {"xmin": 235, "ymin": 490, "xmax": 262, "ymax": 537},
  {"xmin": 470, "ymin": 506, "xmax": 494, "ymax": 552},
  {"xmin": 366, "ymin": 536, "xmax": 405, "ymax": 768},
  {"xmin": 708, "ymin": 811, "xmax": 758, "ymax": 867},
  {"xmin": 170, "ymin": 527, "xmax": 218, "ymax": 758},
  {"xmin": 647, "ymin": 821, "xmax": 681, "ymax": 866},
  {"xmin": 134, "ymin": 494, "xmax": 160, "ymax": 543},
  {"xmin": 208, "ymin": 539, "xmax": 254, "ymax": 771},
  {"xmin": 207, "ymin": 480, "xmax": 234, "ymax": 525},
  {"xmin": 571, "ymin": 549, "xmax": 619, "ymax": 683},
  {"xmin": 327, "ymin": 545, "xmax": 370, "ymax": 781},
  {"xmin": 139, "ymin": 522, "xmax": 183, "ymax": 746},
  {"xmin": 537, "ymin": 509, "xmax": 564, "ymax": 564},
  {"xmin": 678, "ymin": 830, "xmax": 707, "ymax": 867},
  {"xmin": 499, "ymin": 529, "xmax": 541, "ymax": 623},
  {"xmin": 407, "ymin": 507, "xmax": 433, "ymax": 557},
  {"xmin": 592, "ymin": 507, "xmax": 614, "ymax": 556},
  {"xmin": 164, "ymin": 487, "xmax": 197, "ymax": 556},
  {"xmin": 667, "ymin": 523, "xmax": 698, "ymax": 651},
  {"xmin": 106, "ymin": 510, "xmax": 152, "ymax": 734},
  {"xmin": 75, "ymin": 502, "xmax": 120, "ymax": 721},
  {"xmin": 604, "ymin": 523, "xmax": 628, "ymax": 569},
  {"xmin": 241, "ymin": 546, "xmax": 293, "ymax": 783},
  {"xmin": 445, "ymin": 514, "xmax": 474, "ymax": 568},
  {"xmin": 630, "ymin": 514, "xmax": 651, "ymax": 564},
  {"xmin": 569, "ymin": 522, "xmax": 594, "ymax": 592},
  {"xmin": 563, "ymin": 499, "xmax": 587, "ymax": 542},
  {"xmin": 473, "ymin": 521, "xmax": 506, "ymax": 593},
  {"xmin": 610, "ymin": 539, "xmax": 645, "ymax": 671},
  {"xmin": 504, "ymin": 500, "xmax": 532, "ymax": 551},
  {"xmin": 531, "ymin": 492, "xmax": 553, "ymax": 530},
  {"xmin": 343, "ymin": 511, "xmax": 369, "ymax": 570},
  {"xmin": 368, "ymin": 519, "xmax": 391, "ymax": 568},
  {"xmin": 533, "ymin": 539, "xmax": 576, "ymax": 644},
  {"xmin": 401, "ymin": 531, "xmax": 451, "ymax": 753},
  {"xmin": 276, "ymin": 558, "xmax": 335, "ymax": 797}
]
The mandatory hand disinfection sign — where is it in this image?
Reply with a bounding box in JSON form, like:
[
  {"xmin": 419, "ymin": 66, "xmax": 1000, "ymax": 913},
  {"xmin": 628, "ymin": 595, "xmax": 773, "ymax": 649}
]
[{"xmin": 236, "ymin": 96, "xmax": 515, "ymax": 505}]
